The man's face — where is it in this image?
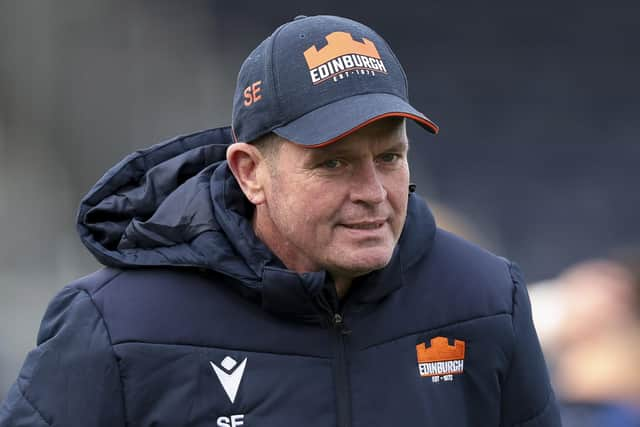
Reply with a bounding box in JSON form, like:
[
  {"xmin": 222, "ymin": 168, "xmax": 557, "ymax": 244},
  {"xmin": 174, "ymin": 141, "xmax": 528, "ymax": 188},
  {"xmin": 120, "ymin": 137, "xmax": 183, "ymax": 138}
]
[{"xmin": 258, "ymin": 117, "xmax": 410, "ymax": 278}]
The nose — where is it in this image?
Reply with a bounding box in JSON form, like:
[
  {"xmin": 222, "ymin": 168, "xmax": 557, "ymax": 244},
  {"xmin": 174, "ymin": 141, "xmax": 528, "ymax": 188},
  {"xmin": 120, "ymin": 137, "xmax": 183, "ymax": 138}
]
[{"xmin": 349, "ymin": 160, "xmax": 387, "ymax": 205}]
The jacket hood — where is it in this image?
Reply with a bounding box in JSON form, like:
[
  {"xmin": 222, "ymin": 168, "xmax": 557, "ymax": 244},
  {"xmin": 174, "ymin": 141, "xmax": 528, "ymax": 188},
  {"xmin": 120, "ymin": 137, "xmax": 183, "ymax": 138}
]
[{"xmin": 77, "ymin": 126, "xmax": 437, "ymax": 312}]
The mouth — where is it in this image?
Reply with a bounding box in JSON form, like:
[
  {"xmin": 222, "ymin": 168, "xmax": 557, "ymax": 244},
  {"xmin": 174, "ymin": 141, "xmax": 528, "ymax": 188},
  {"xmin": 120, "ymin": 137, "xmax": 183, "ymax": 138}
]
[{"xmin": 341, "ymin": 220, "xmax": 386, "ymax": 230}]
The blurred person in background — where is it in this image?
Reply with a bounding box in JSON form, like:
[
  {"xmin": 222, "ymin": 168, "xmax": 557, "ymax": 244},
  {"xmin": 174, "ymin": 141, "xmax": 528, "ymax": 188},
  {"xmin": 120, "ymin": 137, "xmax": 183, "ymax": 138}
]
[
  {"xmin": 1, "ymin": 15, "xmax": 560, "ymax": 426},
  {"xmin": 531, "ymin": 255, "xmax": 640, "ymax": 427}
]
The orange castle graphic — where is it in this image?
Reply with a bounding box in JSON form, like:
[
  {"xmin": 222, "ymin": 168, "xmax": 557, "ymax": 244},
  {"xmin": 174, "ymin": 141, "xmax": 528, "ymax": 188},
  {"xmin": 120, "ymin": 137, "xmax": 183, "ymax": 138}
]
[
  {"xmin": 416, "ymin": 337, "xmax": 466, "ymax": 363},
  {"xmin": 416, "ymin": 337, "xmax": 466, "ymax": 378},
  {"xmin": 303, "ymin": 31, "xmax": 381, "ymax": 69},
  {"xmin": 302, "ymin": 31, "xmax": 387, "ymax": 85}
]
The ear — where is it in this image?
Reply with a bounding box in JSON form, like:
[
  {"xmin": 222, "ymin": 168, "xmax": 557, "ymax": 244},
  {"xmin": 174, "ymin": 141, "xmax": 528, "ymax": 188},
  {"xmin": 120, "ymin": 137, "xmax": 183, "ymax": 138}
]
[{"xmin": 226, "ymin": 143, "xmax": 268, "ymax": 205}]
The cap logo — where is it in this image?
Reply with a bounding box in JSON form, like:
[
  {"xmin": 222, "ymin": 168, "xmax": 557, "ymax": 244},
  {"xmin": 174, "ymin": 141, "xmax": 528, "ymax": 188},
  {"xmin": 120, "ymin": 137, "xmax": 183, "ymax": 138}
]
[{"xmin": 303, "ymin": 31, "xmax": 387, "ymax": 85}]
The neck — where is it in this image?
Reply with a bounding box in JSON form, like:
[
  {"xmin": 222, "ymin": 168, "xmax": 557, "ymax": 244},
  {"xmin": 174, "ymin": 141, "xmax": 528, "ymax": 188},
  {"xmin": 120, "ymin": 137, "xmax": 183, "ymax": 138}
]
[
  {"xmin": 333, "ymin": 277, "xmax": 352, "ymax": 299},
  {"xmin": 253, "ymin": 207, "xmax": 353, "ymax": 299}
]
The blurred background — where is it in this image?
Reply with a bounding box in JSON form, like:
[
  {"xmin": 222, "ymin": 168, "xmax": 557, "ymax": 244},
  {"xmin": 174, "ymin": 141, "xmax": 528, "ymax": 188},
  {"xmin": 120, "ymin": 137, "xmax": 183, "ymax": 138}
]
[{"xmin": 1, "ymin": 0, "xmax": 639, "ymax": 423}]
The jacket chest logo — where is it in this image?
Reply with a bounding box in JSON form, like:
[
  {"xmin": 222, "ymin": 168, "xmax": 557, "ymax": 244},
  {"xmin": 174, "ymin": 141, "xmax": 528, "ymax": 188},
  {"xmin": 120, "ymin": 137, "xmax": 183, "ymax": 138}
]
[
  {"xmin": 416, "ymin": 336, "xmax": 466, "ymax": 383},
  {"xmin": 210, "ymin": 356, "xmax": 248, "ymax": 404},
  {"xmin": 210, "ymin": 356, "xmax": 248, "ymax": 426}
]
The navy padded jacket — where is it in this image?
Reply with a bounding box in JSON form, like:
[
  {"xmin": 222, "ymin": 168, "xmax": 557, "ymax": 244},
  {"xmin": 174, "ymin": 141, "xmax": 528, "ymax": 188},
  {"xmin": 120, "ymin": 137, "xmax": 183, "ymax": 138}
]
[{"xmin": 0, "ymin": 127, "xmax": 561, "ymax": 427}]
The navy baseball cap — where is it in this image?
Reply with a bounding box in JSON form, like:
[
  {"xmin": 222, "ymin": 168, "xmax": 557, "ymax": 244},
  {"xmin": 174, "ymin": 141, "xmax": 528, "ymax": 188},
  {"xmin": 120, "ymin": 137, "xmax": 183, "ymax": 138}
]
[{"xmin": 231, "ymin": 15, "xmax": 438, "ymax": 147}]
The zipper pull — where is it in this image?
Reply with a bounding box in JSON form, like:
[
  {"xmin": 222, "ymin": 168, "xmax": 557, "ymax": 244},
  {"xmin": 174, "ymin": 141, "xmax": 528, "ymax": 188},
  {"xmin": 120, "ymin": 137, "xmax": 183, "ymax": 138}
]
[
  {"xmin": 333, "ymin": 313, "xmax": 352, "ymax": 335},
  {"xmin": 333, "ymin": 313, "xmax": 343, "ymax": 326}
]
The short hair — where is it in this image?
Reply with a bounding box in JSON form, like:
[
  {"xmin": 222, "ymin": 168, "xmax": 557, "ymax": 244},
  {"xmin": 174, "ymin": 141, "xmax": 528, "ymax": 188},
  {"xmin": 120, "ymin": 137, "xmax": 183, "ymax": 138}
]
[{"xmin": 250, "ymin": 132, "xmax": 284, "ymax": 163}]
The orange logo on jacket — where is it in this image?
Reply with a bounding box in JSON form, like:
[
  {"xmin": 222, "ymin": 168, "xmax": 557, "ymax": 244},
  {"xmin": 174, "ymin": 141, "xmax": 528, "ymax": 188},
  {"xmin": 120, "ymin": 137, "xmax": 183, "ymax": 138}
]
[
  {"xmin": 416, "ymin": 337, "xmax": 466, "ymax": 379},
  {"xmin": 303, "ymin": 31, "xmax": 387, "ymax": 84}
]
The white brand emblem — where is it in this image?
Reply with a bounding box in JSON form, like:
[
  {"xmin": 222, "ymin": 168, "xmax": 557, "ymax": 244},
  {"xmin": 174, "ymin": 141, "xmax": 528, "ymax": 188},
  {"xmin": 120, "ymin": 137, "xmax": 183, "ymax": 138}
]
[{"xmin": 210, "ymin": 356, "xmax": 247, "ymax": 404}]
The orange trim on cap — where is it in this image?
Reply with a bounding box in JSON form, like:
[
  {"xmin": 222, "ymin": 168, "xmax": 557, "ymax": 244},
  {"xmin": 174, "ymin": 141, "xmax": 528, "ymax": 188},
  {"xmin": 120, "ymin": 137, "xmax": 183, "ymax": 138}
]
[{"xmin": 303, "ymin": 112, "xmax": 439, "ymax": 148}]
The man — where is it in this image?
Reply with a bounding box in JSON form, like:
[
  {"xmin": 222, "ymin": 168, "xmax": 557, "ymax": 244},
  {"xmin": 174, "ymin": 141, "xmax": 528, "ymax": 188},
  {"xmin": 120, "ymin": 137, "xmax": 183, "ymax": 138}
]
[{"xmin": 0, "ymin": 15, "xmax": 560, "ymax": 427}]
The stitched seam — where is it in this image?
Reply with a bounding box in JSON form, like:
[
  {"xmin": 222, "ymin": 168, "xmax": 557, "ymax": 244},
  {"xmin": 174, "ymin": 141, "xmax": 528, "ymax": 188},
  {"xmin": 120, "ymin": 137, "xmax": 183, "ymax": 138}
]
[
  {"xmin": 361, "ymin": 312, "xmax": 511, "ymax": 350},
  {"xmin": 92, "ymin": 269, "xmax": 126, "ymax": 295},
  {"xmin": 269, "ymin": 26, "xmax": 286, "ymax": 126},
  {"xmin": 500, "ymin": 258, "xmax": 521, "ymax": 427},
  {"xmin": 80, "ymin": 289, "xmax": 129, "ymax": 427},
  {"xmin": 112, "ymin": 340, "xmax": 333, "ymax": 360},
  {"xmin": 504, "ymin": 259, "xmax": 519, "ymax": 390},
  {"xmin": 15, "ymin": 381, "xmax": 51, "ymax": 426}
]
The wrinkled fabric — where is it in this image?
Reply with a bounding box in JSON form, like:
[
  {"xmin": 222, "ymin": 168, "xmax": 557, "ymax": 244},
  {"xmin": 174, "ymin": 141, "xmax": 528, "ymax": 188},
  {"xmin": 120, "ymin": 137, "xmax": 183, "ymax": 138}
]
[{"xmin": 1, "ymin": 126, "xmax": 561, "ymax": 427}]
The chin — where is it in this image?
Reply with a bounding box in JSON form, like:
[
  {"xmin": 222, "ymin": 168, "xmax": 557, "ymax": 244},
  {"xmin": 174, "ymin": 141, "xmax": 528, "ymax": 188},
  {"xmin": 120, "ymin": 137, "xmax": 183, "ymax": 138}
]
[{"xmin": 333, "ymin": 248, "xmax": 394, "ymax": 276}]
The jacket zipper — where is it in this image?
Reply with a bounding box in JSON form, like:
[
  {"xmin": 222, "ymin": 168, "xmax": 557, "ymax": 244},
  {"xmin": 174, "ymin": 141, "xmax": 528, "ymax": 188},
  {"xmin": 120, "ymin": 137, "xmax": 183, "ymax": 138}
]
[
  {"xmin": 317, "ymin": 291, "xmax": 352, "ymax": 427},
  {"xmin": 332, "ymin": 312, "xmax": 352, "ymax": 427}
]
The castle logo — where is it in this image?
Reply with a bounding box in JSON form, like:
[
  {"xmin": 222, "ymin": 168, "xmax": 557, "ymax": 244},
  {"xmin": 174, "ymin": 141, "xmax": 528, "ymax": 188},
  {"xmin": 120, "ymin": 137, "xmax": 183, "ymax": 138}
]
[
  {"xmin": 416, "ymin": 337, "xmax": 466, "ymax": 382},
  {"xmin": 303, "ymin": 31, "xmax": 388, "ymax": 85}
]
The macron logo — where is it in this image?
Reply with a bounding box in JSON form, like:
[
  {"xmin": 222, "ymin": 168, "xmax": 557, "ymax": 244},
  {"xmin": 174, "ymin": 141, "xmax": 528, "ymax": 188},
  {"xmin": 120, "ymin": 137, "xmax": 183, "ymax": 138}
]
[{"xmin": 210, "ymin": 356, "xmax": 247, "ymax": 404}]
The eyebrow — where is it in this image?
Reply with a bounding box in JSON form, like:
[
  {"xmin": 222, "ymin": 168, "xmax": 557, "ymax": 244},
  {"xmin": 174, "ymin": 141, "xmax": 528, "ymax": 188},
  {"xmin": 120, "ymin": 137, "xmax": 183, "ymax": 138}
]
[
  {"xmin": 309, "ymin": 140, "xmax": 409, "ymax": 158},
  {"xmin": 384, "ymin": 140, "xmax": 410, "ymax": 153}
]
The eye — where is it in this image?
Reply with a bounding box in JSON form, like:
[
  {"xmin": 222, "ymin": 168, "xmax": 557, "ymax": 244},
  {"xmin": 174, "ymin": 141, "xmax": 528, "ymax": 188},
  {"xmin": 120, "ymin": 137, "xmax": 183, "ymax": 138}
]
[
  {"xmin": 378, "ymin": 153, "xmax": 400, "ymax": 163},
  {"xmin": 321, "ymin": 159, "xmax": 343, "ymax": 169}
]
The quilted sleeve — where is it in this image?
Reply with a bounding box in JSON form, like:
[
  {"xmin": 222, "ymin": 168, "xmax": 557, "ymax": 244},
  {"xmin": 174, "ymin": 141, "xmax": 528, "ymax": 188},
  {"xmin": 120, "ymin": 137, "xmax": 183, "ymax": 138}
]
[
  {"xmin": 500, "ymin": 262, "xmax": 562, "ymax": 427},
  {"xmin": 0, "ymin": 286, "xmax": 126, "ymax": 427}
]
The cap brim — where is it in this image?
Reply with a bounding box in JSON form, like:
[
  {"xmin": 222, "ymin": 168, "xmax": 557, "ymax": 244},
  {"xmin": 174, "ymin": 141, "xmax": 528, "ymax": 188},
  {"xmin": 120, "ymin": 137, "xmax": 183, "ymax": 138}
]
[{"xmin": 272, "ymin": 93, "xmax": 438, "ymax": 147}]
